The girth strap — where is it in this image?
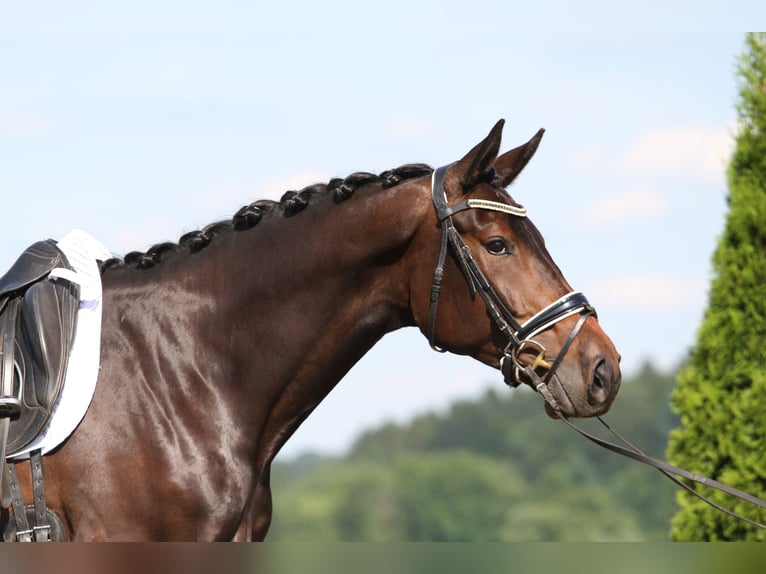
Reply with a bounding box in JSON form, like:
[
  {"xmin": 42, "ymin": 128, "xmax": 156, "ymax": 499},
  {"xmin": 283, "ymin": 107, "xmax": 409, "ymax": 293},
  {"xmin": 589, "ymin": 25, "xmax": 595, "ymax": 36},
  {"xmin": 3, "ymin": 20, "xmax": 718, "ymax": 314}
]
[
  {"xmin": 5, "ymin": 460, "xmax": 31, "ymax": 541},
  {"xmin": 4, "ymin": 450, "xmax": 54, "ymax": 542},
  {"xmin": 30, "ymin": 450, "xmax": 50, "ymax": 541}
]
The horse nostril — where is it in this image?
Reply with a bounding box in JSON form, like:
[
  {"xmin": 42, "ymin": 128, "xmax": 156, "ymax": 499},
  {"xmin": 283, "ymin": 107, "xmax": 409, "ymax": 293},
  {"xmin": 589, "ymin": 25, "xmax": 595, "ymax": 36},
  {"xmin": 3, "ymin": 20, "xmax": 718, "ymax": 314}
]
[
  {"xmin": 593, "ymin": 360, "xmax": 605, "ymax": 389},
  {"xmin": 589, "ymin": 357, "xmax": 610, "ymax": 404}
]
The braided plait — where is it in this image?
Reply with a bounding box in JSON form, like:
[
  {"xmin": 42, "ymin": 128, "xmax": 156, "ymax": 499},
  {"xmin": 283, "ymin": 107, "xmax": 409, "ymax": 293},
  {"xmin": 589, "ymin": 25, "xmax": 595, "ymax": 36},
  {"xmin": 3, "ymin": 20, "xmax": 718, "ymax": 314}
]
[
  {"xmin": 103, "ymin": 163, "xmax": 433, "ymax": 271},
  {"xmin": 233, "ymin": 200, "xmax": 277, "ymax": 230}
]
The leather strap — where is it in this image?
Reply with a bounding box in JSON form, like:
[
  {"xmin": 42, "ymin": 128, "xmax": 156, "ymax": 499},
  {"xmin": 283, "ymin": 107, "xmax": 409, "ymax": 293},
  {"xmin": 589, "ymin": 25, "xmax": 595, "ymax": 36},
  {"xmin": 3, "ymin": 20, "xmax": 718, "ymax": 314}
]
[
  {"xmin": 0, "ymin": 299, "xmax": 21, "ymax": 505},
  {"xmin": 516, "ymin": 292, "xmax": 594, "ymax": 342},
  {"xmin": 0, "ymin": 297, "xmax": 22, "ymax": 416},
  {"xmin": 0, "ymin": 426, "xmax": 9, "ymax": 507},
  {"xmin": 5, "ymin": 462, "xmax": 32, "ymax": 541},
  {"xmin": 561, "ymin": 414, "xmax": 766, "ymax": 529},
  {"xmin": 4, "ymin": 450, "xmax": 53, "ymax": 542},
  {"xmin": 30, "ymin": 450, "xmax": 50, "ymax": 541},
  {"xmin": 429, "ymin": 164, "xmax": 524, "ymax": 352},
  {"xmin": 521, "ymin": 365, "xmax": 766, "ymax": 530}
]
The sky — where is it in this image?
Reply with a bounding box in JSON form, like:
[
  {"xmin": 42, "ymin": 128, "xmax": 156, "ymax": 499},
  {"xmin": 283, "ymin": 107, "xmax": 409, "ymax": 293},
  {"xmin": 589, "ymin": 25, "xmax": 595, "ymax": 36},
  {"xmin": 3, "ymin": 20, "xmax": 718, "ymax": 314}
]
[{"xmin": 2, "ymin": 2, "xmax": 765, "ymax": 459}]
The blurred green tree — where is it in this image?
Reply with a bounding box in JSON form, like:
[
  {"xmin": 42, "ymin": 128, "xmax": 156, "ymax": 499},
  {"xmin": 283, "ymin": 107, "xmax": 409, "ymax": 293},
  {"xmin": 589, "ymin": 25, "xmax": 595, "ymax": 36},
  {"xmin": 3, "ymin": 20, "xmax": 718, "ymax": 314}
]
[
  {"xmin": 269, "ymin": 361, "xmax": 679, "ymax": 541},
  {"xmin": 389, "ymin": 451, "xmax": 524, "ymax": 541}
]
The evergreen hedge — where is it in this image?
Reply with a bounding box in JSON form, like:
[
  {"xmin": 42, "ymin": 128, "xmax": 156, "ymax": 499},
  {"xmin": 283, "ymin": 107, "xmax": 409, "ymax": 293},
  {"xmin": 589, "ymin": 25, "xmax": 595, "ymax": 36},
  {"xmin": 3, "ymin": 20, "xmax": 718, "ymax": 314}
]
[{"xmin": 667, "ymin": 33, "xmax": 766, "ymax": 541}]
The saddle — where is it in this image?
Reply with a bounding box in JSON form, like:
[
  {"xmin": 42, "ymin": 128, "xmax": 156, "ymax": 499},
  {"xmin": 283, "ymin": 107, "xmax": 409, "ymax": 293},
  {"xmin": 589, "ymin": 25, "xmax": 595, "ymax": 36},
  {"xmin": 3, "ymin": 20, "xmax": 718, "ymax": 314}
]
[
  {"xmin": 0, "ymin": 240, "xmax": 79, "ymax": 454},
  {"xmin": 0, "ymin": 240, "xmax": 79, "ymax": 542}
]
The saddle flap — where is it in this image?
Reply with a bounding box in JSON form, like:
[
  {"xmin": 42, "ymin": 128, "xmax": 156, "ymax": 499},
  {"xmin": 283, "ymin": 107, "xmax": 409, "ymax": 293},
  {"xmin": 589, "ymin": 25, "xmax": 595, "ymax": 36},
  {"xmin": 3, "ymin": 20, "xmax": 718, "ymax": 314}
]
[
  {"xmin": 0, "ymin": 240, "xmax": 81, "ymax": 455},
  {"xmin": 20, "ymin": 279, "xmax": 80, "ymax": 412}
]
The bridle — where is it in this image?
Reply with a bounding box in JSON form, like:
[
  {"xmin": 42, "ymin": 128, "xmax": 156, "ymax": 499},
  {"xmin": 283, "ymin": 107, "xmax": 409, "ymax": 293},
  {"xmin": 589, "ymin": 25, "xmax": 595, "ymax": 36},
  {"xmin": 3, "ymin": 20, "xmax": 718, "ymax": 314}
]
[
  {"xmin": 426, "ymin": 163, "xmax": 766, "ymax": 530},
  {"xmin": 427, "ymin": 163, "xmax": 595, "ymax": 402}
]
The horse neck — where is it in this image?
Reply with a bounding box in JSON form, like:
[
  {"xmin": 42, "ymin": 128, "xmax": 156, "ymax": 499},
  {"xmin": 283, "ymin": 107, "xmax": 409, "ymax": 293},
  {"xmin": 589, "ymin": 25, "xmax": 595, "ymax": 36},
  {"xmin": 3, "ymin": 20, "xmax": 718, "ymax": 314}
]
[
  {"xmin": 222, "ymin": 180, "xmax": 431, "ymax": 370},
  {"xmin": 101, "ymin": 178, "xmax": 432, "ymax": 462}
]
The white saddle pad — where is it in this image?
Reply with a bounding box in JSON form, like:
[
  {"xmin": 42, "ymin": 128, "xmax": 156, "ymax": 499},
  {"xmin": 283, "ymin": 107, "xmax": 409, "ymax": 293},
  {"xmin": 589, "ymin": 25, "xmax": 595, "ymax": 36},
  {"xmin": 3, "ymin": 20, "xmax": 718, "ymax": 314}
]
[{"xmin": 8, "ymin": 229, "xmax": 111, "ymax": 460}]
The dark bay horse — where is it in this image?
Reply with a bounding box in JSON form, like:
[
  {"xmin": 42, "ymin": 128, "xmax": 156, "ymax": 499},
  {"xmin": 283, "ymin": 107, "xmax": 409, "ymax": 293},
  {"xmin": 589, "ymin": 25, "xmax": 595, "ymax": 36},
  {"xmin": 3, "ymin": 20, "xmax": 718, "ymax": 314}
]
[{"xmin": 9, "ymin": 120, "xmax": 620, "ymax": 540}]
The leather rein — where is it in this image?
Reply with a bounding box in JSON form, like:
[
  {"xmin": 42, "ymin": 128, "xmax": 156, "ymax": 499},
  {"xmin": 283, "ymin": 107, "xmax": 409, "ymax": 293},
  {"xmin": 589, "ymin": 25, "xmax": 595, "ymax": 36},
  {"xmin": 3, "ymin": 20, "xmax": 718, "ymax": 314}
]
[{"xmin": 427, "ymin": 163, "xmax": 766, "ymax": 531}]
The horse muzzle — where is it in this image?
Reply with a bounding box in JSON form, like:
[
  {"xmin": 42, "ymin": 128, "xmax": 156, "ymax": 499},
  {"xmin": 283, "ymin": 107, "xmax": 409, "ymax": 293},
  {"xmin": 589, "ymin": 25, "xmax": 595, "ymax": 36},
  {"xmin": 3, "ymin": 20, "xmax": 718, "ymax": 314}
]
[{"xmin": 499, "ymin": 294, "xmax": 621, "ymax": 419}]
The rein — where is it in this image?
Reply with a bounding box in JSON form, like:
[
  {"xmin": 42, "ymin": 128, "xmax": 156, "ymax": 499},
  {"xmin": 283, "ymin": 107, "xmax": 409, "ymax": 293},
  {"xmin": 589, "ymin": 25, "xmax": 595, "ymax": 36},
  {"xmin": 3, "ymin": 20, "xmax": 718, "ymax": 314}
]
[
  {"xmin": 523, "ymin": 365, "xmax": 766, "ymax": 530},
  {"xmin": 427, "ymin": 163, "xmax": 766, "ymax": 532}
]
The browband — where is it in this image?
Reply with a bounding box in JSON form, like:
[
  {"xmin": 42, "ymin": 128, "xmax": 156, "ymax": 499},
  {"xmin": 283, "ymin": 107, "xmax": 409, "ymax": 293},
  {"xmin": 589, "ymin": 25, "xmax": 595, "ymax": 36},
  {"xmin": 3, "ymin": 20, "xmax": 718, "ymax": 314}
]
[
  {"xmin": 437, "ymin": 198, "xmax": 528, "ymax": 220},
  {"xmin": 431, "ymin": 165, "xmax": 528, "ymax": 222}
]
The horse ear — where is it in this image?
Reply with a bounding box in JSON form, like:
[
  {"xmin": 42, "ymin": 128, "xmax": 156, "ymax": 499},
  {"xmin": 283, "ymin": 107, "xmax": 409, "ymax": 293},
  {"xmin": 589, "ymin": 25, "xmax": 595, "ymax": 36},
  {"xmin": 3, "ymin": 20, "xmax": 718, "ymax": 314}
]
[
  {"xmin": 445, "ymin": 119, "xmax": 505, "ymax": 197},
  {"xmin": 493, "ymin": 128, "xmax": 545, "ymax": 187}
]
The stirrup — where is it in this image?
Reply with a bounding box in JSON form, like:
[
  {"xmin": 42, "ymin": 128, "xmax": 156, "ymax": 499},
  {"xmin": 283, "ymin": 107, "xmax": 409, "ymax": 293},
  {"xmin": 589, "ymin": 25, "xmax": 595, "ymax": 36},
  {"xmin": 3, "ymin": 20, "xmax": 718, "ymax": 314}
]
[
  {"xmin": 0, "ymin": 397, "xmax": 20, "ymax": 419},
  {"xmin": 0, "ymin": 353, "xmax": 22, "ymax": 418}
]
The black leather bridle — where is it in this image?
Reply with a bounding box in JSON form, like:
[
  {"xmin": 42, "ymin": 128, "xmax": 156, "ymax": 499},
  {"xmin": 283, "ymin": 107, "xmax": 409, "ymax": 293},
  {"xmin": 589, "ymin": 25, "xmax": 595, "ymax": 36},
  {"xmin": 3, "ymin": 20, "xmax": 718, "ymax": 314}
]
[
  {"xmin": 427, "ymin": 163, "xmax": 595, "ymax": 403},
  {"xmin": 427, "ymin": 163, "xmax": 766, "ymax": 529}
]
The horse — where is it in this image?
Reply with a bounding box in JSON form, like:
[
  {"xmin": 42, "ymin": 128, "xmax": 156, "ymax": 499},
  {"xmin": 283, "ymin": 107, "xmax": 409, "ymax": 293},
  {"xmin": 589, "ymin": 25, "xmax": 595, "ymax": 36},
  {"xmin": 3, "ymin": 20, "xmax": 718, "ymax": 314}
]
[{"xmin": 5, "ymin": 119, "xmax": 621, "ymax": 540}]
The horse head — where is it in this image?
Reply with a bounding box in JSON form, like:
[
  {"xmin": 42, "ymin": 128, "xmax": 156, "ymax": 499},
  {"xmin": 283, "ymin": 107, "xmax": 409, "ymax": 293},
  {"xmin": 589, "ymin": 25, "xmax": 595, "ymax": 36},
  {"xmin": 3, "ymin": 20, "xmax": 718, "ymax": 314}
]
[{"xmin": 409, "ymin": 119, "xmax": 621, "ymax": 418}]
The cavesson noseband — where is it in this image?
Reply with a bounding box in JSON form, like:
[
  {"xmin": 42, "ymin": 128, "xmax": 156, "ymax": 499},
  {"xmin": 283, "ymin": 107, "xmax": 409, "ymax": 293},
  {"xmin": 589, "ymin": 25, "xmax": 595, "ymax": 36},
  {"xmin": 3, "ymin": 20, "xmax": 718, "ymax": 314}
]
[{"xmin": 427, "ymin": 164, "xmax": 595, "ymax": 402}]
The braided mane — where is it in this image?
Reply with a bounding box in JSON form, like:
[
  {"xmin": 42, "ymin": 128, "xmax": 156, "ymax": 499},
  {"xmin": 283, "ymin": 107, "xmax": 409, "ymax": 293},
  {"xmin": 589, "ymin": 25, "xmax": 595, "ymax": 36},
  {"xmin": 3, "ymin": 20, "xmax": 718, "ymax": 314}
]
[{"xmin": 101, "ymin": 163, "xmax": 433, "ymax": 272}]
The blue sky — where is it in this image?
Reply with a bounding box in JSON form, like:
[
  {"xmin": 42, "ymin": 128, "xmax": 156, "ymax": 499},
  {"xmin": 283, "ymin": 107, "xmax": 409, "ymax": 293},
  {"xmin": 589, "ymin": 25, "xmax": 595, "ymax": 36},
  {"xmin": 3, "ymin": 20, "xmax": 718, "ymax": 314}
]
[{"xmin": 2, "ymin": 3, "xmax": 764, "ymax": 458}]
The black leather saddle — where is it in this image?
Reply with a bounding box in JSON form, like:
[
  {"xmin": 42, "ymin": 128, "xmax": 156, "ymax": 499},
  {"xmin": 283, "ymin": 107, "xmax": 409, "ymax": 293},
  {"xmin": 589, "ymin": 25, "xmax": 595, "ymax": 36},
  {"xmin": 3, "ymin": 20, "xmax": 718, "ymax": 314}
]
[{"xmin": 0, "ymin": 240, "xmax": 80, "ymax": 455}]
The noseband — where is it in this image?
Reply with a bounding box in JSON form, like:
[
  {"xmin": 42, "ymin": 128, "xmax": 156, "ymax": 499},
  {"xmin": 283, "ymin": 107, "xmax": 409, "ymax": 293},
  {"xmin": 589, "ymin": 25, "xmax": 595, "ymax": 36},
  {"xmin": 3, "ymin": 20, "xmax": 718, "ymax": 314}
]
[{"xmin": 427, "ymin": 164, "xmax": 595, "ymax": 402}]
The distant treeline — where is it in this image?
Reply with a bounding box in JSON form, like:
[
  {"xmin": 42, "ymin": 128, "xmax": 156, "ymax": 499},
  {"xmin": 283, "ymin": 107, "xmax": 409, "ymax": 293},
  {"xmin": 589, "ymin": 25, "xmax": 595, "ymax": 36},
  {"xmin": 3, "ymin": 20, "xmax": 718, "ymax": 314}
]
[{"xmin": 268, "ymin": 362, "xmax": 680, "ymax": 541}]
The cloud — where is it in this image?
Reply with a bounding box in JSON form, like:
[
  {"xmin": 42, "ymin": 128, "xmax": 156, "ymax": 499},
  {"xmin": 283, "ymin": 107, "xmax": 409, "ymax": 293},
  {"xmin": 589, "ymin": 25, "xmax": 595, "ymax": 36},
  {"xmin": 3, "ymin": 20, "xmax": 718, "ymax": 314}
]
[
  {"xmin": 580, "ymin": 187, "xmax": 667, "ymax": 226},
  {"xmin": 586, "ymin": 274, "xmax": 707, "ymax": 311},
  {"xmin": 616, "ymin": 125, "xmax": 734, "ymax": 182}
]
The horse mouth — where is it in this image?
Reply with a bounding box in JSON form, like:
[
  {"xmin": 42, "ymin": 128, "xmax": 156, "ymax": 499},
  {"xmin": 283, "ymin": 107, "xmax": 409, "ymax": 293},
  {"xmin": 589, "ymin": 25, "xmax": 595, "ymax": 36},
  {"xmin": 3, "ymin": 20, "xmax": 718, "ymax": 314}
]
[
  {"xmin": 541, "ymin": 372, "xmax": 618, "ymax": 419},
  {"xmin": 541, "ymin": 374, "xmax": 578, "ymax": 419}
]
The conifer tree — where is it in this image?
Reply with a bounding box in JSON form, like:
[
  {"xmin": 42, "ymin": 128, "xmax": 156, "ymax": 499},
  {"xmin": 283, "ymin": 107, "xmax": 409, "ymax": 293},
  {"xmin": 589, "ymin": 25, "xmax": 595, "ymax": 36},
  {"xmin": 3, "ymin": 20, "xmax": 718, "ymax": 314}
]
[{"xmin": 667, "ymin": 33, "xmax": 766, "ymax": 541}]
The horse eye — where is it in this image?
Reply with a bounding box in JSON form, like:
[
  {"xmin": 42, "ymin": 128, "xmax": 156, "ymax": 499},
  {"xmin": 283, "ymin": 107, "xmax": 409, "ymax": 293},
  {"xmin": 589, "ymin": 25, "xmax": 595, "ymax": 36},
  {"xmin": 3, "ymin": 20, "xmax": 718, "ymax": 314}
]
[{"xmin": 485, "ymin": 238, "xmax": 511, "ymax": 255}]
